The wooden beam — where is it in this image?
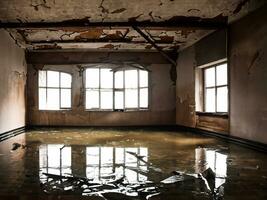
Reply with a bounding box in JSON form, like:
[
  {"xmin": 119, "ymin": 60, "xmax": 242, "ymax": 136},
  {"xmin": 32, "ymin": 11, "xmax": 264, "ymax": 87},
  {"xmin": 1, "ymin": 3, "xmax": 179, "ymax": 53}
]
[
  {"xmin": 132, "ymin": 26, "xmax": 177, "ymax": 66},
  {"xmin": 0, "ymin": 17, "xmax": 226, "ymax": 30}
]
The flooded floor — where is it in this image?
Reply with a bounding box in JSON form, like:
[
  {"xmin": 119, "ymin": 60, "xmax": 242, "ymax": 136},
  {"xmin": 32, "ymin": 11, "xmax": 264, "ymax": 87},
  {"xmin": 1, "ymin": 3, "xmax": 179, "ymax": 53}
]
[{"xmin": 0, "ymin": 128, "xmax": 267, "ymax": 200}]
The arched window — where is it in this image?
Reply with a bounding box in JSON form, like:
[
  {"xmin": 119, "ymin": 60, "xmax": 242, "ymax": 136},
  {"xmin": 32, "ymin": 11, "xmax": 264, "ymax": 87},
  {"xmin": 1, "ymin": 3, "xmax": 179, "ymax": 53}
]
[
  {"xmin": 38, "ymin": 70, "xmax": 72, "ymax": 110},
  {"xmin": 85, "ymin": 68, "xmax": 149, "ymax": 111}
]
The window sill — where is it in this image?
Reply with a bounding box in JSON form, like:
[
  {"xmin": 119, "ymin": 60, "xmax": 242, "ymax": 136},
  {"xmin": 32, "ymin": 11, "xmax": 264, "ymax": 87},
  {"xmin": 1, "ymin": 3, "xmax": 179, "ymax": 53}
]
[
  {"xmin": 85, "ymin": 109, "xmax": 149, "ymax": 112},
  {"xmin": 38, "ymin": 109, "xmax": 72, "ymax": 111},
  {"xmin": 196, "ymin": 112, "xmax": 228, "ymax": 118}
]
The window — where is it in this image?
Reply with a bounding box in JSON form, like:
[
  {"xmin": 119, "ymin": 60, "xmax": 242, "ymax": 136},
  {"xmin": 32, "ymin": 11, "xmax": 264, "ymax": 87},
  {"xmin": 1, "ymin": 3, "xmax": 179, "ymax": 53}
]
[
  {"xmin": 85, "ymin": 68, "xmax": 149, "ymax": 111},
  {"xmin": 204, "ymin": 63, "xmax": 228, "ymax": 113},
  {"xmin": 39, "ymin": 70, "xmax": 72, "ymax": 110}
]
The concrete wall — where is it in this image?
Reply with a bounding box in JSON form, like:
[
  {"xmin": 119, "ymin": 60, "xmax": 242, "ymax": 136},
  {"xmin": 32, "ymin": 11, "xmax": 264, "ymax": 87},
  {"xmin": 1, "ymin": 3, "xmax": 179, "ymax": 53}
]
[
  {"xmin": 26, "ymin": 52, "xmax": 176, "ymax": 126},
  {"xmin": 229, "ymin": 5, "xmax": 267, "ymax": 144},
  {"xmin": 0, "ymin": 30, "xmax": 26, "ymax": 134},
  {"xmin": 176, "ymin": 5, "xmax": 267, "ymax": 143}
]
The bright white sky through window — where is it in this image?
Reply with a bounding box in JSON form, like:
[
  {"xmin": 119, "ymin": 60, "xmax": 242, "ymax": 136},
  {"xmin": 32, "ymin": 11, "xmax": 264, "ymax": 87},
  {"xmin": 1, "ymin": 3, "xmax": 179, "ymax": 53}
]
[
  {"xmin": 85, "ymin": 68, "xmax": 149, "ymax": 110},
  {"xmin": 204, "ymin": 63, "xmax": 228, "ymax": 112},
  {"xmin": 38, "ymin": 70, "xmax": 72, "ymax": 110}
]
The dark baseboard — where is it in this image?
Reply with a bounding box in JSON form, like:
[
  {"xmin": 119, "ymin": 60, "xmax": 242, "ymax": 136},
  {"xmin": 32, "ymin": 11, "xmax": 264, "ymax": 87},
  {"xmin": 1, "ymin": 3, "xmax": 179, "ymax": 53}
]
[
  {"xmin": 176, "ymin": 125, "xmax": 267, "ymax": 153},
  {"xmin": 0, "ymin": 126, "xmax": 26, "ymax": 142}
]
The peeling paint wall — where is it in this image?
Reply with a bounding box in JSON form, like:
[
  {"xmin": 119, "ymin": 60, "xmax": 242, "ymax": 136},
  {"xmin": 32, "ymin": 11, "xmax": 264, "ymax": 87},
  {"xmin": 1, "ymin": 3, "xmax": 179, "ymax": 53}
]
[
  {"xmin": 176, "ymin": 46, "xmax": 196, "ymax": 128},
  {"xmin": 0, "ymin": 30, "xmax": 26, "ymax": 133},
  {"xmin": 176, "ymin": 5, "xmax": 267, "ymax": 143},
  {"xmin": 176, "ymin": 30, "xmax": 228, "ymax": 133},
  {"xmin": 229, "ymin": 5, "xmax": 267, "ymax": 144},
  {"xmin": 26, "ymin": 52, "xmax": 176, "ymax": 126}
]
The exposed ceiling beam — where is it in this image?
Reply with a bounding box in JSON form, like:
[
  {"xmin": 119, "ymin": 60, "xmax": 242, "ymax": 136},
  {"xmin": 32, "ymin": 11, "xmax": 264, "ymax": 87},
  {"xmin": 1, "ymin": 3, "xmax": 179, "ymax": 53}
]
[
  {"xmin": 132, "ymin": 25, "xmax": 177, "ymax": 66},
  {"xmin": 0, "ymin": 17, "xmax": 227, "ymax": 30},
  {"xmin": 29, "ymin": 40, "xmax": 179, "ymax": 45}
]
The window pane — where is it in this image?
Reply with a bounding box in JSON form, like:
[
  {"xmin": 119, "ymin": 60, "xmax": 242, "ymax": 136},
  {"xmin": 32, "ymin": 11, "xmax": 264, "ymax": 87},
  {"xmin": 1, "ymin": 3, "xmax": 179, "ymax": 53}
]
[
  {"xmin": 47, "ymin": 71, "xmax": 59, "ymax": 87},
  {"xmin": 61, "ymin": 89, "xmax": 71, "ymax": 108},
  {"xmin": 140, "ymin": 88, "xmax": 148, "ymax": 108},
  {"xmin": 86, "ymin": 90, "xmax": 99, "ymax": 109},
  {"xmin": 115, "ymin": 71, "xmax": 123, "ymax": 89},
  {"xmin": 205, "ymin": 67, "xmax": 215, "ymax": 87},
  {"xmin": 47, "ymin": 88, "xmax": 60, "ymax": 110},
  {"xmin": 139, "ymin": 70, "xmax": 148, "ymax": 87},
  {"xmin": 60, "ymin": 72, "xmax": 72, "ymax": 88},
  {"xmin": 217, "ymin": 86, "xmax": 228, "ymax": 112},
  {"xmin": 115, "ymin": 91, "xmax": 123, "ymax": 109},
  {"xmin": 125, "ymin": 89, "xmax": 138, "ymax": 108},
  {"xmin": 100, "ymin": 68, "xmax": 113, "ymax": 89},
  {"xmin": 39, "ymin": 71, "xmax": 46, "ymax": 87},
  {"xmin": 100, "ymin": 90, "xmax": 113, "ymax": 109},
  {"xmin": 125, "ymin": 70, "xmax": 138, "ymax": 88},
  {"xmin": 86, "ymin": 68, "xmax": 99, "ymax": 88},
  {"xmin": 39, "ymin": 88, "xmax": 47, "ymax": 110},
  {"xmin": 216, "ymin": 64, "xmax": 227, "ymax": 86},
  {"xmin": 205, "ymin": 88, "xmax": 215, "ymax": 112}
]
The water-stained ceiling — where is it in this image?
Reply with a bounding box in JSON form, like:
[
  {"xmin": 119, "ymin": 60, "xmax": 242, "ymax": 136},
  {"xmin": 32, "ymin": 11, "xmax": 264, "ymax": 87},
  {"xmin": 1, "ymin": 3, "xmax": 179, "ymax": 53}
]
[{"xmin": 0, "ymin": 0, "xmax": 265, "ymax": 51}]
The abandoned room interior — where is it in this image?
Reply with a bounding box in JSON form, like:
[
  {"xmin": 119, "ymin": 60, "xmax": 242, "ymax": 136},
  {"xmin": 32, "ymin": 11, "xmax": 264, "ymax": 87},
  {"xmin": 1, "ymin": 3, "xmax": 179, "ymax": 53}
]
[{"xmin": 0, "ymin": 0, "xmax": 267, "ymax": 199}]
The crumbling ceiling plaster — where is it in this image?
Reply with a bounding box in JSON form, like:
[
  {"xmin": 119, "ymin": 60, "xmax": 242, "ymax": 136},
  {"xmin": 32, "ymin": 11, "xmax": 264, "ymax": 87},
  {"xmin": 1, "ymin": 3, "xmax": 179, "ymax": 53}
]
[{"xmin": 0, "ymin": 0, "xmax": 265, "ymax": 51}]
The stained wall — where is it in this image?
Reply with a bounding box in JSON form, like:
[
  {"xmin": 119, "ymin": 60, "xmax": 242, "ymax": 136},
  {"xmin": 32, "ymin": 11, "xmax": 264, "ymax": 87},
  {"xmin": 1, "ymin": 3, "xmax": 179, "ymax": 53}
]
[
  {"xmin": 229, "ymin": 5, "xmax": 267, "ymax": 144},
  {"xmin": 176, "ymin": 5, "xmax": 267, "ymax": 143},
  {"xmin": 26, "ymin": 52, "xmax": 176, "ymax": 126},
  {"xmin": 0, "ymin": 30, "xmax": 26, "ymax": 134}
]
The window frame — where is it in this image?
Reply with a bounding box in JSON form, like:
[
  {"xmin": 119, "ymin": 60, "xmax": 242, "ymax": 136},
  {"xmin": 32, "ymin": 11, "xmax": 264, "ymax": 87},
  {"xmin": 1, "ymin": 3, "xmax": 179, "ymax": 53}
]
[
  {"xmin": 38, "ymin": 70, "xmax": 72, "ymax": 111},
  {"xmin": 203, "ymin": 62, "xmax": 228, "ymax": 114},
  {"xmin": 84, "ymin": 67, "xmax": 150, "ymax": 112}
]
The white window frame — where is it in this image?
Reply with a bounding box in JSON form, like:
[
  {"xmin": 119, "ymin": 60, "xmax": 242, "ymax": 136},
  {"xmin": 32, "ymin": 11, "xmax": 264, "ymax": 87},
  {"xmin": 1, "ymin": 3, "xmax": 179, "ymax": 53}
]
[
  {"xmin": 38, "ymin": 70, "xmax": 72, "ymax": 111},
  {"xmin": 203, "ymin": 62, "xmax": 228, "ymax": 113},
  {"xmin": 85, "ymin": 67, "xmax": 149, "ymax": 111}
]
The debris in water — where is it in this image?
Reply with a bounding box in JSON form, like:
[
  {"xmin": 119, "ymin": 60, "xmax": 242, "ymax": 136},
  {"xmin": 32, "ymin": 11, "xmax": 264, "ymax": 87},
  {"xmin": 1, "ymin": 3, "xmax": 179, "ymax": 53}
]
[
  {"xmin": 201, "ymin": 167, "xmax": 215, "ymax": 180},
  {"xmin": 126, "ymin": 151, "xmax": 148, "ymax": 164},
  {"xmin": 242, "ymin": 165, "xmax": 260, "ymax": 170},
  {"xmin": 11, "ymin": 143, "xmax": 21, "ymax": 151},
  {"xmin": 161, "ymin": 175, "xmax": 184, "ymax": 184}
]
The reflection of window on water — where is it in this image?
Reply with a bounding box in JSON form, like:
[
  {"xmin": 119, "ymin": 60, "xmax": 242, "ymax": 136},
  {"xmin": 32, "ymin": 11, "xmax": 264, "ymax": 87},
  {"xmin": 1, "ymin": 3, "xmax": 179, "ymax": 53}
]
[
  {"xmin": 39, "ymin": 144, "xmax": 72, "ymax": 182},
  {"xmin": 86, "ymin": 147, "xmax": 148, "ymax": 183},
  {"xmin": 195, "ymin": 148, "xmax": 227, "ymax": 189}
]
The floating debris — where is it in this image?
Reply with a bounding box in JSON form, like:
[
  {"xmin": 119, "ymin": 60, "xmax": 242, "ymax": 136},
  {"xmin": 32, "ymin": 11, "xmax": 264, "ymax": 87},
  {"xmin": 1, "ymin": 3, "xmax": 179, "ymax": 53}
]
[
  {"xmin": 11, "ymin": 142, "xmax": 27, "ymax": 151},
  {"xmin": 242, "ymin": 165, "xmax": 260, "ymax": 170},
  {"xmin": 11, "ymin": 142, "xmax": 21, "ymax": 150}
]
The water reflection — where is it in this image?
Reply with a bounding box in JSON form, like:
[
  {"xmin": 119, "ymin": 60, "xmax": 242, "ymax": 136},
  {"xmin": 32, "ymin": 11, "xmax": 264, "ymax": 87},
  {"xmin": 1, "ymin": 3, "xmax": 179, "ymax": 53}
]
[
  {"xmin": 39, "ymin": 144, "xmax": 72, "ymax": 182},
  {"xmin": 86, "ymin": 147, "xmax": 148, "ymax": 183},
  {"xmin": 38, "ymin": 145, "xmax": 228, "ymax": 198},
  {"xmin": 39, "ymin": 145, "xmax": 148, "ymax": 184},
  {"xmin": 195, "ymin": 147, "xmax": 227, "ymax": 193}
]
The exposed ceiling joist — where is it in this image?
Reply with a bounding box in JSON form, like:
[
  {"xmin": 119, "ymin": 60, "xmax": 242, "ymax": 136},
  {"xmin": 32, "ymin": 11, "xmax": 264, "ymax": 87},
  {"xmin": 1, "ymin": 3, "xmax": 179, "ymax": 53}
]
[{"xmin": 133, "ymin": 26, "xmax": 177, "ymax": 66}]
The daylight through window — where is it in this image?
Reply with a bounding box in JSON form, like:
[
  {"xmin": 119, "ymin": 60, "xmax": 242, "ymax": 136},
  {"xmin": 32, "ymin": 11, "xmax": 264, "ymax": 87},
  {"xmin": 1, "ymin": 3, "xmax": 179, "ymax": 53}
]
[
  {"xmin": 204, "ymin": 63, "xmax": 228, "ymax": 112},
  {"xmin": 85, "ymin": 68, "xmax": 149, "ymax": 110},
  {"xmin": 39, "ymin": 70, "xmax": 72, "ymax": 110}
]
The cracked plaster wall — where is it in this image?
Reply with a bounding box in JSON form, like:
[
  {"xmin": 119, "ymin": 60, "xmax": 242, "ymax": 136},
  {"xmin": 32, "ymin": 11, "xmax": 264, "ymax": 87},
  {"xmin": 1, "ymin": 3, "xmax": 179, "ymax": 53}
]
[
  {"xmin": 176, "ymin": 5, "xmax": 267, "ymax": 143},
  {"xmin": 176, "ymin": 29, "xmax": 228, "ymax": 134}
]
